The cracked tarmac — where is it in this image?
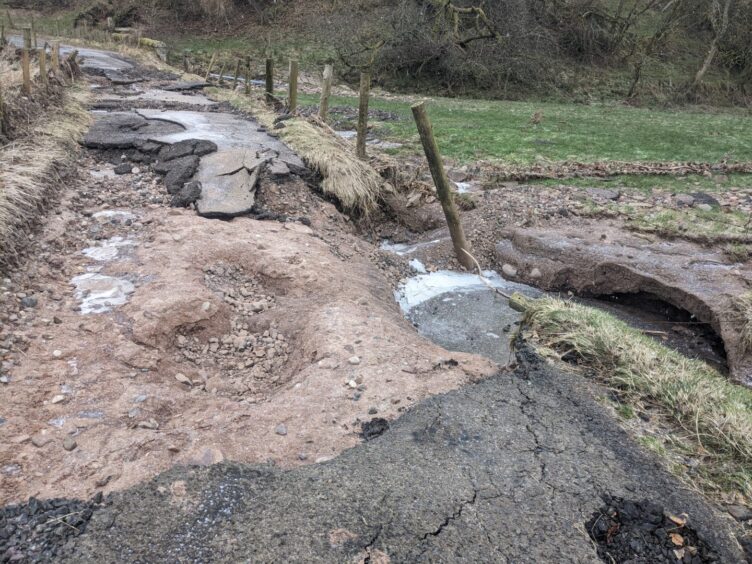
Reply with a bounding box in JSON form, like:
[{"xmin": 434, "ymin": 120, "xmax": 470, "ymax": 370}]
[{"xmin": 67, "ymin": 346, "xmax": 746, "ymax": 563}]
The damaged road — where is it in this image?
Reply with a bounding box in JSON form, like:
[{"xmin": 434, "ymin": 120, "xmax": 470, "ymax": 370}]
[{"xmin": 67, "ymin": 346, "xmax": 746, "ymax": 563}]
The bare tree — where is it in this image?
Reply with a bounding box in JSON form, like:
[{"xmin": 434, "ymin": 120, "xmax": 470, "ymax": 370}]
[{"xmin": 692, "ymin": 0, "xmax": 733, "ymax": 88}]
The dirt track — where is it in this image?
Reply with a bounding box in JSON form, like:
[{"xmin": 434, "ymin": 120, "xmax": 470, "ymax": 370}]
[{"xmin": 1, "ymin": 41, "xmax": 750, "ymax": 563}]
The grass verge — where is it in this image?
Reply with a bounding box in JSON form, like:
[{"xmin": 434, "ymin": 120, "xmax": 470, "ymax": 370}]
[
  {"xmin": 0, "ymin": 86, "xmax": 90, "ymax": 269},
  {"xmin": 513, "ymin": 293, "xmax": 752, "ymax": 502},
  {"xmin": 210, "ymin": 88, "xmax": 386, "ymax": 215}
]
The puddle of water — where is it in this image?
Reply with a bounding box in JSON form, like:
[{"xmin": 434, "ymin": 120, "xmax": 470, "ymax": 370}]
[
  {"xmin": 82, "ymin": 237, "xmax": 135, "ymax": 262},
  {"xmin": 380, "ymin": 239, "xmax": 443, "ymax": 257},
  {"xmin": 397, "ymin": 269, "xmax": 540, "ymax": 313},
  {"xmin": 93, "ymin": 210, "xmax": 137, "ymax": 222},
  {"xmin": 71, "ymin": 273, "xmax": 135, "ymax": 314},
  {"xmin": 48, "ymin": 417, "xmax": 67, "ymax": 428}
]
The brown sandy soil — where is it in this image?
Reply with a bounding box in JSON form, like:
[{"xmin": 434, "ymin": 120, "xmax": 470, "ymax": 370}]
[{"xmin": 0, "ymin": 155, "xmax": 496, "ymax": 504}]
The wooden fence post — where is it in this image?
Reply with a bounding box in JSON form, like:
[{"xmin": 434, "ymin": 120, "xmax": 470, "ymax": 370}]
[
  {"xmin": 182, "ymin": 50, "xmax": 189, "ymax": 73},
  {"xmin": 356, "ymin": 72, "xmax": 370, "ymax": 159},
  {"xmin": 0, "ymin": 24, "xmax": 4, "ymax": 45},
  {"xmin": 21, "ymin": 49, "xmax": 31, "ymax": 95},
  {"xmin": 204, "ymin": 51, "xmax": 217, "ymax": 82},
  {"xmin": 245, "ymin": 56, "xmax": 251, "ymax": 95},
  {"xmin": 411, "ymin": 102, "xmax": 473, "ymax": 270},
  {"xmin": 232, "ymin": 59, "xmax": 240, "ymax": 89},
  {"xmin": 22, "ymin": 26, "xmax": 31, "ymax": 49},
  {"xmin": 6, "ymin": 10, "xmax": 13, "ymax": 30},
  {"xmin": 217, "ymin": 60, "xmax": 227, "ymax": 85},
  {"xmin": 319, "ymin": 64, "xmax": 333, "ymax": 121},
  {"xmin": 288, "ymin": 60, "xmax": 298, "ymax": 112},
  {"xmin": 51, "ymin": 42, "xmax": 60, "ymax": 71},
  {"xmin": 56, "ymin": 19, "xmax": 61, "ymax": 36},
  {"xmin": 265, "ymin": 58, "xmax": 274, "ymax": 103},
  {"xmin": 31, "ymin": 16, "xmax": 37, "ymax": 48},
  {"xmin": 38, "ymin": 48, "xmax": 47, "ymax": 87}
]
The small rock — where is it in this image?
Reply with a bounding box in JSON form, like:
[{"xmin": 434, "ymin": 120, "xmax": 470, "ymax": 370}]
[
  {"xmin": 0, "ymin": 375, "xmax": 9, "ymax": 384},
  {"xmin": 368, "ymin": 407, "xmax": 378, "ymax": 415},
  {"xmin": 727, "ymin": 504, "xmax": 752, "ymax": 522},
  {"xmin": 20, "ymin": 296, "xmax": 38, "ymax": 308},
  {"xmin": 675, "ymin": 194, "xmax": 695, "ymax": 207},
  {"xmin": 318, "ymin": 358, "xmax": 340, "ymax": 370},
  {"xmin": 298, "ymin": 453, "xmax": 308, "ymax": 461},
  {"xmin": 174, "ymin": 373, "xmax": 192, "ymax": 386},
  {"xmin": 250, "ymin": 301, "xmax": 266, "ymax": 313},
  {"xmin": 502, "ymin": 263, "xmax": 518, "ymax": 278},
  {"xmin": 31, "ymin": 434, "xmax": 52, "ymax": 448},
  {"xmin": 529, "ymin": 267, "xmax": 542, "ymax": 279},
  {"xmin": 62, "ymin": 436, "xmax": 77, "ymax": 451},
  {"xmin": 52, "ymin": 350, "xmax": 63, "ymax": 358},
  {"xmin": 348, "ymin": 356, "xmax": 361, "ymax": 366},
  {"xmin": 697, "ymin": 203, "xmax": 713, "ymax": 212},
  {"xmin": 50, "ymin": 394, "xmax": 66, "ymax": 404},
  {"xmin": 114, "ymin": 163, "xmax": 133, "ymax": 175},
  {"xmin": 275, "ymin": 423, "xmax": 287, "ymax": 436}
]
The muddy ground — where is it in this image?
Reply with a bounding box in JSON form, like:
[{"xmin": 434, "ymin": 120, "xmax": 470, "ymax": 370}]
[{"xmin": 1, "ymin": 39, "xmax": 750, "ymax": 563}]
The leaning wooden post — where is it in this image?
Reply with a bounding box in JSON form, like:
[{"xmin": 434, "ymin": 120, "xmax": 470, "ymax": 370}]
[
  {"xmin": 288, "ymin": 59, "xmax": 298, "ymax": 112},
  {"xmin": 21, "ymin": 49, "xmax": 31, "ymax": 95},
  {"xmin": 6, "ymin": 10, "xmax": 13, "ymax": 30},
  {"xmin": 38, "ymin": 48, "xmax": 47, "ymax": 87},
  {"xmin": 182, "ymin": 50, "xmax": 189, "ymax": 73},
  {"xmin": 217, "ymin": 60, "xmax": 227, "ymax": 85},
  {"xmin": 22, "ymin": 26, "xmax": 31, "ymax": 49},
  {"xmin": 411, "ymin": 102, "xmax": 474, "ymax": 270},
  {"xmin": 0, "ymin": 24, "xmax": 5, "ymax": 45},
  {"xmin": 265, "ymin": 58, "xmax": 274, "ymax": 103},
  {"xmin": 31, "ymin": 16, "xmax": 37, "ymax": 48},
  {"xmin": 232, "ymin": 59, "xmax": 241, "ymax": 89},
  {"xmin": 204, "ymin": 51, "xmax": 217, "ymax": 82},
  {"xmin": 356, "ymin": 72, "xmax": 370, "ymax": 159},
  {"xmin": 244, "ymin": 56, "xmax": 251, "ymax": 95},
  {"xmin": 319, "ymin": 64, "xmax": 333, "ymax": 121},
  {"xmin": 51, "ymin": 42, "xmax": 60, "ymax": 71}
]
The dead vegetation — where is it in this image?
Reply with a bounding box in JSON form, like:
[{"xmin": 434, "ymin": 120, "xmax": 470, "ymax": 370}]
[
  {"xmin": 514, "ymin": 293, "xmax": 752, "ymax": 501},
  {"xmin": 735, "ymin": 292, "xmax": 752, "ymax": 354},
  {"xmin": 0, "ymin": 46, "xmax": 91, "ymax": 270}
]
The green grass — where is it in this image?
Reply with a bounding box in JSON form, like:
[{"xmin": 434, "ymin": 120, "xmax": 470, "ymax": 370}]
[
  {"xmin": 529, "ymin": 172, "xmax": 752, "ymax": 193},
  {"xmin": 298, "ymin": 92, "xmax": 752, "ymax": 166},
  {"xmin": 516, "ymin": 293, "xmax": 752, "ymax": 501}
]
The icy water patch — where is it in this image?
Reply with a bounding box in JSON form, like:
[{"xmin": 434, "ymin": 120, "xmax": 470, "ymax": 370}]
[
  {"xmin": 71, "ymin": 273, "xmax": 135, "ymax": 314},
  {"xmin": 92, "ymin": 210, "xmax": 137, "ymax": 222},
  {"xmin": 380, "ymin": 239, "xmax": 443, "ymax": 257},
  {"xmin": 397, "ymin": 269, "xmax": 540, "ymax": 313},
  {"xmin": 82, "ymin": 237, "xmax": 135, "ymax": 262}
]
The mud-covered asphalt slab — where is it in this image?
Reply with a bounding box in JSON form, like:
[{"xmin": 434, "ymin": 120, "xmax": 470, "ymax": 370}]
[{"xmin": 65, "ymin": 347, "xmax": 745, "ymax": 563}]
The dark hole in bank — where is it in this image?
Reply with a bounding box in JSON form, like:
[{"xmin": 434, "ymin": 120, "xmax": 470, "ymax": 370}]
[{"xmin": 578, "ymin": 292, "xmax": 728, "ymax": 374}]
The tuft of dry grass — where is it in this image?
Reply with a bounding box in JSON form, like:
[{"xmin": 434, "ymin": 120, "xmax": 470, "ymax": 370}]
[
  {"xmin": 513, "ymin": 293, "xmax": 752, "ymax": 499},
  {"xmin": 0, "ymin": 87, "xmax": 90, "ymax": 269},
  {"xmin": 210, "ymin": 89, "xmax": 386, "ymax": 215},
  {"xmin": 735, "ymin": 292, "xmax": 752, "ymax": 354}
]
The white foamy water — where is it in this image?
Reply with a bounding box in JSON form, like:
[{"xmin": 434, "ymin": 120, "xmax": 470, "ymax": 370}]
[
  {"xmin": 92, "ymin": 210, "xmax": 137, "ymax": 222},
  {"xmin": 396, "ymin": 270, "xmax": 539, "ymax": 312},
  {"xmin": 380, "ymin": 239, "xmax": 443, "ymax": 257}
]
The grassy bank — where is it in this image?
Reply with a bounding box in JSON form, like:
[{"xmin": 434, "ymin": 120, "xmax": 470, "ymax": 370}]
[
  {"xmin": 515, "ymin": 294, "xmax": 752, "ymax": 502},
  {"xmin": 0, "ymin": 87, "xmax": 90, "ymax": 269}
]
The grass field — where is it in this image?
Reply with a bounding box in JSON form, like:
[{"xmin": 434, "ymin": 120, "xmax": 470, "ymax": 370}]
[{"xmin": 297, "ymin": 92, "xmax": 752, "ymax": 166}]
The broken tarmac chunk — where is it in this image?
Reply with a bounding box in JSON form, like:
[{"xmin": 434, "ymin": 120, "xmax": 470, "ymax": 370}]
[
  {"xmin": 161, "ymin": 81, "xmax": 209, "ymax": 92},
  {"xmin": 170, "ymin": 181, "xmax": 202, "ymax": 208},
  {"xmin": 195, "ymin": 150, "xmax": 266, "ymax": 219},
  {"xmin": 158, "ymin": 139, "xmax": 218, "ymax": 162}
]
